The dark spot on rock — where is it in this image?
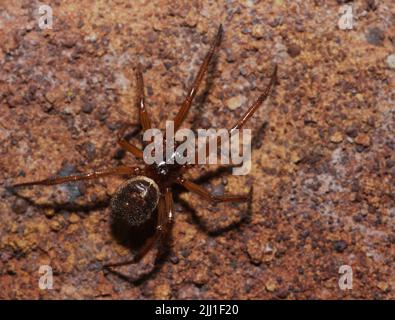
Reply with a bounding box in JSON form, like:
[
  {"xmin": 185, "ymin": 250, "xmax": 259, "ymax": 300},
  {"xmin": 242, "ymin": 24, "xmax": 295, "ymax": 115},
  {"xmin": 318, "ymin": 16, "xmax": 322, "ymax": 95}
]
[
  {"xmin": 300, "ymin": 230, "xmax": 310, "ymax": 239},
  {"xmin": 355, "ymin": 144, "xmax": 367, "ymax": 153},
  {"xmin": 77, "ymin": 182, "xmax": 86, "ymax": 196},
  {"xmin": 87, "ymin": 261, "xmax": 101, "ymax": 271},
  {"xmin": 241, "ymin": 27, "xmax": 251, "ymax": 35},
  {"xmin": 82, "ymin": 101, "xmax": 94, "ymax": 113},
  {"xmin": 62, "ymin": 37, "xmax": 77, "ymax": 49},
  {"xmin": 287, "ymin": 43, "xmax": 301, "ymax": 58},
  {"xmin": 353, "ymin": 214, "xmax": 364, "ymax": 222},
  {"xmin": 58, "ymin": 163, "xmax": 83, "ymax": 202},
  {"xmin": 114, "ymin": 149, "xmax": 126, "ymax": 160},
  {"xmin": 276, "ymin": 288, "xmax": 289, "ymax": 299},
  {"xmin": 180, "ymin": 249, "xmax": 190, "ymax": 258},
  {"xmin": 163, "ymin": 61, "xmax": 172, "ymax": 70},
  {"xmin": 386, "ymin": 159, "xmax": 394, "ymax": 168},
  {"xmin": 17, "ymin": 170, "xmax": 26, "ymax": 177},
  {"xmin": 97, "ymin": 106, "xmax": 108, "ymax": 121},
  {"xmin": 333, "ymin": 240, "xmax": 348, "ymax": 253},
  {"xmin": 345, "ymin": 125, "xmax": 358, "ymax": 138},
  {"xmin": 295, "ymin": 22, "xmax": 305, "ymax": 33},
  {"xmin": 366, "ymin": 27, "xmax": 385, "ymax": 46},
  {"xmin": 146, "ymin": 85, "xmax": 154, "ymax": 97},
  {"xmin": 365, "ymin": 0, "xmax": 377, "ymax": 11},
  {"xmin": 269, "ymin": 17, "xmax": 283, "ymax": 28},
  {"xmin": 11, "ymin": 198, "xmax": 28, "ymax": 215},
  {"xmin": 212, "ymin": 184, "xmax": 225, "ymax": 197},
  {"xmin": 198, "ymin": 117, "xmax": 211, "ymax": 129},
  {"xmin": 83, "ymin": 142, "xmax": 96, "ymax": 161},
  {"xmin": 170, "ymin": 255, "xmax": 179, "ymax": 264}
]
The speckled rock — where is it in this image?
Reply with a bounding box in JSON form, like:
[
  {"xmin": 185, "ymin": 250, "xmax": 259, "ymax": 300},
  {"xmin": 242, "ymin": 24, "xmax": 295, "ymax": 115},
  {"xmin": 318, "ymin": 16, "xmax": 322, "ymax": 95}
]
[{"xmin": 1, "ymin": 0, "xmax": 394, "ymax": 300}]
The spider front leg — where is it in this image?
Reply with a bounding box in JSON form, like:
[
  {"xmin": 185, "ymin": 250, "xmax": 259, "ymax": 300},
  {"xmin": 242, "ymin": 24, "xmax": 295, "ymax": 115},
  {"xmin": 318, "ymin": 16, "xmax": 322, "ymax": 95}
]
[
  {"xmin": 190, "ymin": 64, "xmax": 278, "ymax": 166},
  {"xmin": 177, "ymin": 178, "xmax": 251, "ymax": 203},
  {"xmin": 135, "ymin": 63, "xmax": 152, "ymax": 131},
  {"xmin": 116, "ymin": 64, "xmax": 153, "ymax": 158},
  {"xmin": 103, "ymin": 188, "xmax": 173, "ymax": 279},
  {"xmin": 172, "ymin": 25, "xmax": 223, "ymax": 132},
  {"xmin": 12, "ymin": 166, "xmax": 141, "ymax": 188},
  {"xmin": 229, "ymin": 65, "xmax": 277, "ymax": 133}
]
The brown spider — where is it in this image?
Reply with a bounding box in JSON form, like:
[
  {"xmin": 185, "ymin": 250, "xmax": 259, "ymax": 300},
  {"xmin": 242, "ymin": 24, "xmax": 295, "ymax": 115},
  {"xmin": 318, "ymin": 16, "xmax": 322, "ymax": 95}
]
[{"xmin": 12, "ymin": 25, "xmax": 277, "ymax": 279}]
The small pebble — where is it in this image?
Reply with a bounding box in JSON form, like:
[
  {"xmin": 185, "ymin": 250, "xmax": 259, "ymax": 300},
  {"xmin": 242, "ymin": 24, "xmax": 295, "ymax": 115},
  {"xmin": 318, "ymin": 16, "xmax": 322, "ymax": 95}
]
[
  {"xmin": 82, "ymin": 101, "xmax": 94, "ymax": 114},
  {"xmin": 226, "ymin": 95, "xmax": 247, "ymax": 110},
  {"xmin": 49, "ymin": 219, "xmax": 62, "ymax": 232},
  {"xmin": 246, "ymin": 239, "xmax": 263, "ymax": 264},
  {"xmin": 68, "ymin": 213, "xmax": 80, "ymax": 224},
  {"xmin": 330, "ymin": 131, "xmax": 343, "ymax": 144},
  {"xmin": 287, "ymin": 43, "xmax": 301, "ymax": 58},
  {"xmin": 154, "ymin": 283, "xmax": 172, "ymax": 300},
  {"xmin": 45, "ymin": 208, "xmax": 55, "ymax": 218},
  {"xmin": 376, "ymin": 282, "xmax": 389, "ymax": 292},
  {"xmin": 11, "ymin": 198, "xmax": 28, "ymax": 215},
  {"xmin": 354, "ymin": 134, "xmax": 371, "ymax": 147},
  {"xmin": 265, "ymin": 279, "xmax": 277, "ymax": 292},
  {"xmin": 291, "ymin": 151, "xmax": 302, "ymax": 164},
  {"xmin": 345, "ymin": 126, "xmax": 358, "ymax": 138},
  {"xmin": 251, "ymin": 24, "xmax": 265, "ymax": 39},
  {"xmin": 385, "ymin": 54, "xmax": 395, "ymax": 70}
]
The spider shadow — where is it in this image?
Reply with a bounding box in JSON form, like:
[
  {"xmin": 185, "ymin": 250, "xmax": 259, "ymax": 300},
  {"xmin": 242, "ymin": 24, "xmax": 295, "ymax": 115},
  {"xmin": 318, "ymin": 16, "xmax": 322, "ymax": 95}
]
[
  {"xmin": 106, "ymin": 166, "xmax": 254, "ymax": 285},
  {"xmin": 113, "ymin": 123, "xmax": 142, "ymax": 160},
  {"xmin": 190, "ymin": 51, "xmax": 220, "ymax": 131},
  {"xmin": 6, "ymin": 185, "xmax": 168, "ymax": 285},
  {"xmin": 107, "ymin": 213, "xmax": 171, "ymax": 285},
  {"xmin": 6, "ymin": 186, "xmax": 110, "ymax": 216},
  {"xmin": 173, "ymin": 166, "xmax": 254, "ymax": 237}
]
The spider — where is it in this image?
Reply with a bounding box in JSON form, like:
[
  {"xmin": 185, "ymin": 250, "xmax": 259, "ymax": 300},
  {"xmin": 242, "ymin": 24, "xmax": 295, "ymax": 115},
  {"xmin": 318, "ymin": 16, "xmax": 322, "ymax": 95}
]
[{"xmin": 12, "ymin": 25, "xmax": 277, "ymax": 279}]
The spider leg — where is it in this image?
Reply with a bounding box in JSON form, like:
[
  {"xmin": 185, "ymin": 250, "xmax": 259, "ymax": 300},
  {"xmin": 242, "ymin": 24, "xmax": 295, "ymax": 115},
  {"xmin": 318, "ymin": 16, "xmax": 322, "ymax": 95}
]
[
  {"xmin": 190, "ymin": 64, "xmax": 277, "ymax": 165},
  {"xmin": 118, "ymin": 64, "xmax": 151, "ymax": 157},
  {"xmin": 130, "ymin": 193, "xmax": 170, "ymax": 262},
  {"xmin": 117, "ymin": 123, "xmax": 144, "ymax": 159},
  {"xmin": 177, "ymin": 178, "xmax": 250, "ymax": 203},
  {"xmin": 12, "ymin": 166, "xmax": 141, "ymax": 188},
  {"xmin": 103, "ymin": 188, "xmax": 173, "ymax": 273},
  {"xmin": 135, "ymin": 63, "xmax": 152, "ymax": 131},
  {"xmin": 230, "ymin": 64, "xmax": 277, "ymax": 133},
  {"xmin": 172, "ymin": 25, "xmax": 223, "ymax": 132}
]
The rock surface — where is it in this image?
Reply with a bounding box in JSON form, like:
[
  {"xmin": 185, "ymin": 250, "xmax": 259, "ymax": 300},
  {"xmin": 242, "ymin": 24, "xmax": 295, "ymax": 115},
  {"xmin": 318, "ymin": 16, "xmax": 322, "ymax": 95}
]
[{"xmin": 0, "ymin": 0, "xmax": 394, "ymax": 299}]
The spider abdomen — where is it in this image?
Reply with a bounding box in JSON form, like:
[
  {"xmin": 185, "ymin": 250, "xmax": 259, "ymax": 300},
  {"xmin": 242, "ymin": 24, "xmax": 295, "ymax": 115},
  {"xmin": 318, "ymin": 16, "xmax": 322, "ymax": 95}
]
[{"xmin": 111, "ymin": 176, "xmax": 160, "ymax": 226}]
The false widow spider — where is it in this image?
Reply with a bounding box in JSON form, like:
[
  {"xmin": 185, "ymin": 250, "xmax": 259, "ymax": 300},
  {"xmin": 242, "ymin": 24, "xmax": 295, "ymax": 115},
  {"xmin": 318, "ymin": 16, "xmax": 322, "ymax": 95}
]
[{"xmin": 12, "ymin": 25, "xmax": 277, "ymax": 278}]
